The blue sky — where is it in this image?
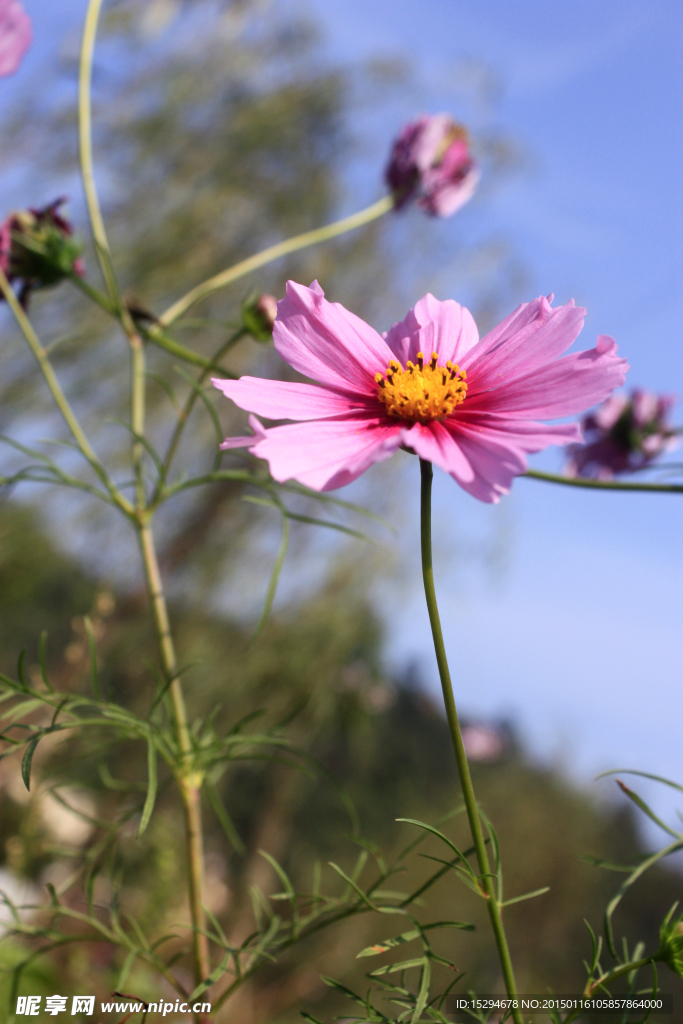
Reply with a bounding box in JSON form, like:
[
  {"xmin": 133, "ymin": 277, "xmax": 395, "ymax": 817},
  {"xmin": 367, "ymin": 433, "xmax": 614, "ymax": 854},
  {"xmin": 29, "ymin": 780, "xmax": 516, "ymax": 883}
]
[
  {"xmin": 3, "ymin": 0, "xmax": 682, "ymax": 833},
  {"xmin": 304, "ymin": 0, "xmax": 683, "ymax": 829}
]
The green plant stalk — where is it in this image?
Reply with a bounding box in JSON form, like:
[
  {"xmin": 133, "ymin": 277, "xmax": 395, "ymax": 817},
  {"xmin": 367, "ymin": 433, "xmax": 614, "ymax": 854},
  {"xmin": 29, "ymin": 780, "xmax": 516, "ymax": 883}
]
[
  {"xmin": 136, "ymin": 521, "xmax": 211, "ymax": 1013},
  {"xmin": 419, "ymin": 459, "xmax": 523, "ymax": 1024},
  {"xmin": 524, "ymin": 469, "xmax": 683, "ymax": 494},
  {"xmin": 158, "ymin": 194, "xmax": 394, "ymax": 327},
  {"xmin": 79, "ymin": 3, "xmax": 213, "ymax": 977},
  {"xmin": 0, "ymin": 266, "xmax": 133, "ymax": 516},
  {"xmin": 1, "ymin": 262, "xmax": 208, "ymax": 1002},
  {"xmin": 70, "ymin": 271, "xmax": 117, "ymax": 315},
  {"xmin": 79, "ymin": 0, "xmax": 120, "ymax": 306},
  {"xmin": 152, "ymin": 327, "xmax": 246, "ymax": 504},
  {"xmin": 79, "ymin": 1, "xmax": 146, "ymax": 351},
  {"xmin": 561, "ymin": 957, "xmax": 653, "ymax": 1024},
  {"xmin": 131, "ymin": 330, "xmax": 147, "ymax": 510},
  {"xmin": 142, "ymin": 322, "xmax": 239, "ymax": 374},
  {"xmin": 128, "ymin": 276, "xmax": 210, "ymax": 1008}
]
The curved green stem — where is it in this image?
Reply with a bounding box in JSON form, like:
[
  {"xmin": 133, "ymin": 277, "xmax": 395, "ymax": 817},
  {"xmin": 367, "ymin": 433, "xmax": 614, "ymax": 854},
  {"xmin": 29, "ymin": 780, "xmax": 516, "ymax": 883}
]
[
  {"xmin": 0, "ymin": 266, "xmax": 133, "ymax": 516},
  {"xmin": 69, "ymin": 271, "xmax": 117, "ymax": 316},
  {"xmin": 152, "ymin": 328, "xmax": 246, "ymax": 504},
  {"xmin": 79, "ymin": 0, "xmax": 120, "ymax": 305},
  {"xmin": 141, "ymin": 322, "xmax": 239, "ymax": 375},
  {"xmin": 589, "ymin": 955, "xmax": 653, "ymax": 993},
  {"xmin": 561, "ymin": 956, "xmax": 653, "ymax": 1024},
  {"xmin": 158, "ymin": 194, "xmax": 394, "ymax": 327},
  {"xmin": 524, "ymin": 469, "xmax": 683, "ymax": 494},
  {"xmin": 419, "ymin": 459, "xmax": 523, "ymax": 1023},
  {"xmin": 79, "ymin": 0, "xmax": 146, "ymax": 348}
]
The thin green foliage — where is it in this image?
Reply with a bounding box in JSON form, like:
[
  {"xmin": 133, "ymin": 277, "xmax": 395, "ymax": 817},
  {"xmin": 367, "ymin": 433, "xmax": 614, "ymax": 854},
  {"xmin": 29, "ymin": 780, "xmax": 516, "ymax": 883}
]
[{"xmin": 137, "ymin": 738, "xmax": 158, "ymax": 838}]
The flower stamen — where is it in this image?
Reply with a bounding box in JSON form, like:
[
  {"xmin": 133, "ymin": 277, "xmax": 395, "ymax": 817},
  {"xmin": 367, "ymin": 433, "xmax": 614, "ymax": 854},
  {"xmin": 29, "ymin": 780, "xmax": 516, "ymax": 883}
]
[{"xmin": 375, "ymin": 351, "xmax": 467, "ymax": 423}]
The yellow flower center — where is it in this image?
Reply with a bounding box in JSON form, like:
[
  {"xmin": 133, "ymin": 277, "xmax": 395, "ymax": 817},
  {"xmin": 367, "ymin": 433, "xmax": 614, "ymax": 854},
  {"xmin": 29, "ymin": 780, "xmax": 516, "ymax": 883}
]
[{"xmin": 375, "ymin": 351, "xmax": 467, "ymax": 424}]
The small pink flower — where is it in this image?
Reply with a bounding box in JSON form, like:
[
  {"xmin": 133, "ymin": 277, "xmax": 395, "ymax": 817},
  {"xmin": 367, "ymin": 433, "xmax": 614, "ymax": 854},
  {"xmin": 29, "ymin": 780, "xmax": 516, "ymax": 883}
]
[
  {"xmin": 566, "ymin": 389, "xmax": 679, "ymax": 479},
  {"xmin": 0, "ymin": 0, "xmax": 32, "ymax": 78},
  {"xmin": 213, "ymin": 282, "xmax": 629, "ymax": 503},
  {"xmin": 385, "ymin": 114, "xmax": 479, "ymax": 217}
]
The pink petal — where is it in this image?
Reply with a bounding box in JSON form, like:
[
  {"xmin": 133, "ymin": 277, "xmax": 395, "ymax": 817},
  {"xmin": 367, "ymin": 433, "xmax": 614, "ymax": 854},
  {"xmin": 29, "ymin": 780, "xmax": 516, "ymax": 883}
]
[
  {"xmin": 212, "ymin": 376, "xmax": 372, "ymax": 421},
  {"xmin": 462, "ymin": 297, "xmax": 585, "ymax": 386},
  {"xmin": 384, "ymin": 293, "xmax": 479, "ymax": 366},
  {"xmin": 593, "ymin": 393, "xmax": 629, "ymax": 430},
  {"xmin": 401, "ymin": 420, "xmax": 523, "ymax": 503},
  {"xmin": 0, "ymin": 0, "xmax": 31, "ymax": 77},
  {"xmin": 219, "ymin": 413, "xmax": 267, "ymax": 450},
  {"xmin": 418, "ymin": 164, "xmax": 480, "ymax": 217},
  {"xmin": 449, "ymin": 429, "xmax": 528, "ymax": 503},
  {"xmin": 249, "ymin": 414, "xmax": 403, "ymax": 491},
  {"xmin": 453, "ymin": 410, "xmax": 582, "ymax": 451},
  {"xmin": 467, "ymin": 335, "xmax": 629, "ymax": 419},
  {"xmin": 411, "ymin": 113, "xmax": 455, "ymax": 171},
  {"xmin": 401, "ymin": 420, "xmax": 474, "ymax": 479},
  {"xmin": 273, "ymin": 281, "xmax": 393, "ymax": 396}
]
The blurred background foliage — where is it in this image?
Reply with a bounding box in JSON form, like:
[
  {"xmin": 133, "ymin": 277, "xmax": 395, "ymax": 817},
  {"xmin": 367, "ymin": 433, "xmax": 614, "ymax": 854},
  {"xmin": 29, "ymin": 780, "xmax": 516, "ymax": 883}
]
[
  {"xmin": 1, "ymin": 503, "xmax": 681, "ymax": 1021},
  {"xmin": 0, "ymin": 0, "xmax": 681, "ymax": 1021}
]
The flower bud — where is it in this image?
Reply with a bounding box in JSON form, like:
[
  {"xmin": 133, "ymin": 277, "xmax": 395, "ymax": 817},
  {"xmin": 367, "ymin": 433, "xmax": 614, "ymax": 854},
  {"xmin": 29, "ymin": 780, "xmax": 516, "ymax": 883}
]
[
  {"xmin": 655, "ymin": 906, "xmax": 683, "ymax": 978},
  {"xmin": 385, "ymin": 114, "xmax": 479, "ymax": 217},
  {"xmin": 566, "ymin": 389, "xmax": 679, "ymax": 479},
  {"xmin": 0, "ymin": 0, "xmax": 32, "ymax": 78},
  {"xmin": 241, "ymin": 292, "xmax": 278, "ymax": 342},
  {"xmin": 0, "ymin": 198, "xmax": 84, "ymax": 306}
]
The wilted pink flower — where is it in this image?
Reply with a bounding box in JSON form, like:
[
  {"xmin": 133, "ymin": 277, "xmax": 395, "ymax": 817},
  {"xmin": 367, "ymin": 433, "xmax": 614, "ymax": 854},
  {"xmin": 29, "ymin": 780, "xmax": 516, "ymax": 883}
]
[
  {"xmin": 0, "ymin": 0, "xmax": 32, "ymax": 77},
  {"xmin": 212, "ymin": 282, "xmax": 628, "ymax": 503},
  {"xmin": 0, "ymin": 198, "xmax": 84, "ymax": 306},
  {"xmin": 566, "ymin": 389, "xmax": 679, "ymax": 479},
  {"xmin": 385, "ymin": 114, "xmax": 479, "ymax": 217}
]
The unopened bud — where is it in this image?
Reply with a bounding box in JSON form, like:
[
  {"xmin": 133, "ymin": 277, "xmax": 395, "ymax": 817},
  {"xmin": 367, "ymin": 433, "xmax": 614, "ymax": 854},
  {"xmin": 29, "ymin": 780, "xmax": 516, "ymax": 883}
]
[
  {"xmin": 0, "ymin": 198, "xmax": 83, "ymax": 307},
  {"xmin": 655, "ymin": 907, "xmax": 683, "ymax": 978},
  {"xmin": 242, "ymin": 292, "xmax": 279, "ymax": 341}
]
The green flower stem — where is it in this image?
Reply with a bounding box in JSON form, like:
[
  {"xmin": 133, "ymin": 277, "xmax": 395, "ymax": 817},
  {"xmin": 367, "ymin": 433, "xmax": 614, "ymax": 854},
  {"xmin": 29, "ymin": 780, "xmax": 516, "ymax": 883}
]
[
  {"xmin": 524, "ymin": 469, "xmax": 683, "ymax": 494},
  {"xmin": 157, "ymin": 194, "xmax": 395, "ymax": 327},
  {"xmin": 141, "ymin": 322, "xmax": 240, "ymax": 375},
  {"xmin": 419, "ymin": 459, "xmax": 523, "ymax": 1024},
  {"xmin": 79, "ymin": 0, "xmax": 211, "ymax": 987},
  {"xmin": 128, "ymin": 274, "xmax": 210, "ymax": 1009},
  {"xmin": 0, "ymin": 265, "xmax": 133, "ymax": 516},
  {"xmin": 79, "ymin": 1, "xmax": 146, "ymax": 350},
  {"xmin": 69, "ymin": 272, "xmax": 117, "ymax": 316},
  {"xmin": 136, "ymin": 521, "xmax": 211, "ymax": 1011},
  {"xmin": 79, "ymin": 0, "xmax": 120, "ymax": 306},
  {"xmin": 131, "ymin": 329, "xmax": 146, "ymax": 509},
  {"xmin": 561, "ymin": 957, "xmax": 653, "ymax": 1024},
  {"xmin": 587, "ymin": 956, "xmax": 653, "ymax": 992},
  {"xmin": 152, "ymin": 328, "xmax": 246, "ymax": 504}
]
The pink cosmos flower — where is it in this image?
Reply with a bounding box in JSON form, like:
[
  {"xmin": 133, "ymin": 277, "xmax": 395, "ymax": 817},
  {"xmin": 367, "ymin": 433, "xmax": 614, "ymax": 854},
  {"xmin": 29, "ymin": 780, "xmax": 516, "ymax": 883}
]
[
  {"xmin": 385, "ymin": 114, "xmax": 479, "ymax": 217},
  {"xmin": 566, "ymin": 389, "xmax": 679, "ymax": 479},
  {"xmin": 0, "ymin": 0, "xmax": 32, "ymax": 78},
  {"xmin": 213, "ymin": 281, "xmax": 629, "ymax": 503}
]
